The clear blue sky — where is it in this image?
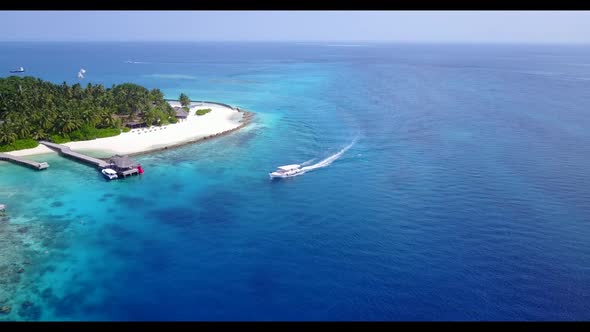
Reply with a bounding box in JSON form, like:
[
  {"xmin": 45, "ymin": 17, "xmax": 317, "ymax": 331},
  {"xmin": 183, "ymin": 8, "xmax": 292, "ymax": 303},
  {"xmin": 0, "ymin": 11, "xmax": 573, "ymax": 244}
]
[{"xmin": 1, "ymin": 11, "xmax": 589, "ymax": 43}]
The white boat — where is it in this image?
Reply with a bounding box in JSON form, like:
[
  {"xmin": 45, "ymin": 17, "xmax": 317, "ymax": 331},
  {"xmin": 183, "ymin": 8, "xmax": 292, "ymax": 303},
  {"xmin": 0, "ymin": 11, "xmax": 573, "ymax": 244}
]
[
  {"xmin": 101, "ymin": 168, "xmax": 118, "ymax": 180},
  {"xmin": 269, "ymin": 164, "xmax": 303, "ymax": 179},
  {"xmin": 9, "ymin": 67, "xmax": 24, "ymax": 73}
]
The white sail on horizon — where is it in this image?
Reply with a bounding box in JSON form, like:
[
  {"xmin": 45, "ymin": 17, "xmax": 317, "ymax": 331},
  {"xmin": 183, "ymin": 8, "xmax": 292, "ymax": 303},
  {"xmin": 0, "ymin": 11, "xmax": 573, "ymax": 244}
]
[{"xmin": 77, "ymin": 68, "xmax": 86, "ymax": 79}]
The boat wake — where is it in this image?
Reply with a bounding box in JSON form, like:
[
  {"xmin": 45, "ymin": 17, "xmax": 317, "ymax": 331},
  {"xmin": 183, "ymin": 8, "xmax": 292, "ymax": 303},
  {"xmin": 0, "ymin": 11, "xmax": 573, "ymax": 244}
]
[
  {"xmin": 269, "ymin": 136, "xmax": 358, "ymax": 179},
  {"xmin": 300, "ymin": 137, "xmax": 357, "ymax": 174},
  {"xmin": 300, "ymin": 158, "xmax": 317, "ymax": 166}
]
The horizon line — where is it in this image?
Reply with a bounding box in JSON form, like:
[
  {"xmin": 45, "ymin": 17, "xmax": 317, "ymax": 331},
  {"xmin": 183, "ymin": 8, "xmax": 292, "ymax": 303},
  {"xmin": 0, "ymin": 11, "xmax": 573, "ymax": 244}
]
[{"xmin": 0, "ymin": 40, "xmax": 589, "ymax": 45}]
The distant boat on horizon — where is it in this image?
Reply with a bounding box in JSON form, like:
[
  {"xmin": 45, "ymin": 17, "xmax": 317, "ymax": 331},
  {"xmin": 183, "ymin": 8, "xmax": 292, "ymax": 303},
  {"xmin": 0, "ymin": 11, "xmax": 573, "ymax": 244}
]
[
  {"xmin": 77, "ymin": 68, "xmax": 86, "ymax": 79},
  {"xmin": 9, "ymin": 66, "xmax": 24, "ymax": 73}
]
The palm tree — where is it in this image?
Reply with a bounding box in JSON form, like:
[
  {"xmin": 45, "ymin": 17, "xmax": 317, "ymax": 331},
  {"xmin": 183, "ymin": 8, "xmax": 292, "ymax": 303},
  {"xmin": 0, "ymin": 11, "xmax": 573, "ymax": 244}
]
[
  {"xmin": 32, "ymin": 129, "xmax": 46, "ymax": 140},
  {"xmin": 38, "ymin": 111, "xmax": 54, "ymax": 131},
  {"xmin": 179, "ymin": 93, "xmax": 190, "ymax": 109},
  {"xmin": 0, "ymin": 127, "xmax": 17, "ymax": 145},
  {"xmin": 14, "ymin": 121, "xmax": 31, "ymax": 139},
  {"xmin": 0, "ymin": 76, "xmax": 173, "ymax": 144},
  {"xmin": 99, "ymin": 111, "xmax": 116, "ymax": 128},
  {"xmin": 150, "ymin": 88, "xmax": 164, "ymax": 103},
  {"xmin": 55, "ymin": 114, "xmax": 80, "ymax": 135},
  {"xmin": 80, "ymin": 105, "xmax": 99, "ymax": 127}
]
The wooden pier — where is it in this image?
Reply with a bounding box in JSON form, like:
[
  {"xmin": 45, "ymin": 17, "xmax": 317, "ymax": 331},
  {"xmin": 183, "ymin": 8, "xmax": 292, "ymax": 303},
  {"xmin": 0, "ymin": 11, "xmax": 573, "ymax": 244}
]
[
  {"xmin": 38, "ymin": 142, "xmax": 141, "ymax": 180},
  {"xmin": 0, "ymin": 153, "xmax": 49, "ymax": 170},
  {"xmin": 120, "ymin": 168, "xmax": 139, "ymax": 177},
  {"xmin": 39, "ymin": 141, "xmax": 109, "ymax": 168}
]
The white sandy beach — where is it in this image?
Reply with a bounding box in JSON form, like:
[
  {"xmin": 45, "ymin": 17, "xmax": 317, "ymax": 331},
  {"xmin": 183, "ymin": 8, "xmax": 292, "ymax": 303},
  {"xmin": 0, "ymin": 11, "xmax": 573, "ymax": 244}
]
[{"xmin": 6, "ymin": 102, "xmax": 246, "ymax": 158}]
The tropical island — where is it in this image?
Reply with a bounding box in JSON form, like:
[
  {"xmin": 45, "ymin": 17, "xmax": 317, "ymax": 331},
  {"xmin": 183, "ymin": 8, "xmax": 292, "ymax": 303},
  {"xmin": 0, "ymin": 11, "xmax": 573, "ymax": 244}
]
[{"xmin": 0, "ymin": 76, "xmax": 250, "ymax": 157}]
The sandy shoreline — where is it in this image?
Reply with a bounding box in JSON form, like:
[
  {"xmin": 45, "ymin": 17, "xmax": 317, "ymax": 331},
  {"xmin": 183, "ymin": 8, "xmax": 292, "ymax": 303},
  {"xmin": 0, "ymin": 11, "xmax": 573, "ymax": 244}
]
[{"xmin": 5, "ymin": 101, "xmax": 251, "ymax": 159}]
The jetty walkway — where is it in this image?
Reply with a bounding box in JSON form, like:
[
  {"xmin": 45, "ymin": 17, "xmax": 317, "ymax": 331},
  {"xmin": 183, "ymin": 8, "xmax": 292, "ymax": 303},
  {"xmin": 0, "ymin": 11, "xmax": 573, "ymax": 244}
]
[
  {"xmin": 0, "ymin": 153, "xmax": 49, "ymax": 170},
  {"xmin": 39, "ymin": 141, "xmax": 109, "ymax": 168}
]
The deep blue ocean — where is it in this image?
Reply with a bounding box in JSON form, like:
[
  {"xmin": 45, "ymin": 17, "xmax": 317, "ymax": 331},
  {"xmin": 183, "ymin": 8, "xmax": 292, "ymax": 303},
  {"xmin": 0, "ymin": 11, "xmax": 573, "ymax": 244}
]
[{"xmin": 0, "ymin": 42, "xmax": 589, "ymax": 321}]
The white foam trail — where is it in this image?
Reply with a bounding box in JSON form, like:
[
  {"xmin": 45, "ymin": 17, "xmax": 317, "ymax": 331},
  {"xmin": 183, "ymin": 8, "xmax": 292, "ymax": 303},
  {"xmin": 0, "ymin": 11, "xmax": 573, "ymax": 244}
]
[
  {"xmin": 299, "ymin": 137, "xmax": 357, "ymax": 174},
  {"xmin": 301, "ymin": 158, "xmax": 316, "ymax": 166}
]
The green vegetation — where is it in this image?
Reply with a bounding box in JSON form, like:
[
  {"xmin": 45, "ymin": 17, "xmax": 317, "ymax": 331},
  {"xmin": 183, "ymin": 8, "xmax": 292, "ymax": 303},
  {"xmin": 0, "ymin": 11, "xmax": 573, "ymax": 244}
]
[
  {"xmin": 49, "ymin": 134, "xmax": 70, "ymax": 144},
  {"xmin": 195, "ymin": 108, "xmax": 212, "ymax": 116},
  {"xmin": 0, "ymin": 76, "xmax": 176, "ymax": 150},
  {"xmin": 179, "ymin": 93, "xmax": 191, "ymax": 109},
  {"xmin": 68, "ymin": 126, "xmax": 122, "ymax": 142},
  {"xmin": 0, "ymin": 138, "xmax": 38, "ymax": 152}
]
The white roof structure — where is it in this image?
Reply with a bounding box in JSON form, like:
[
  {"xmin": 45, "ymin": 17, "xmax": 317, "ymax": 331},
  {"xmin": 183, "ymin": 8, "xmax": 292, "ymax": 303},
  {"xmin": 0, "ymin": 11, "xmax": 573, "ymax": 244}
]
[{"xmin": 278, "ymin": 164, "xmax": 301, "ymax": 171}]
